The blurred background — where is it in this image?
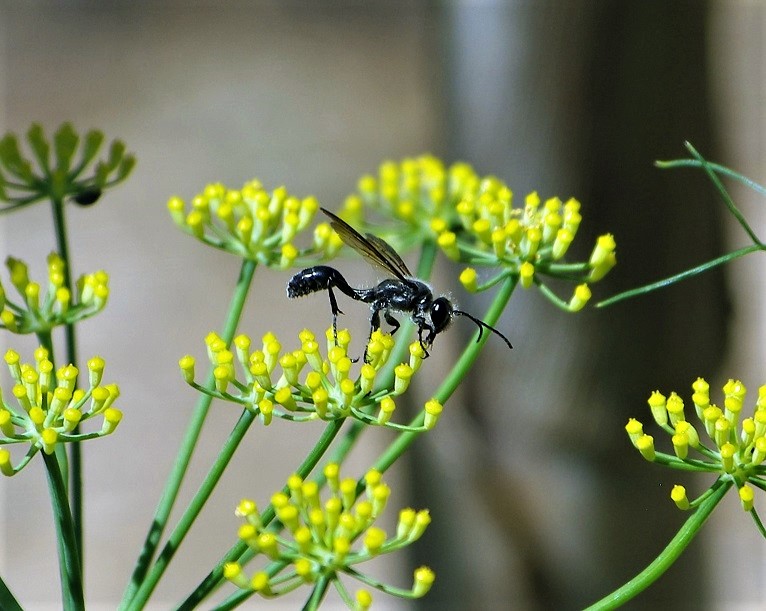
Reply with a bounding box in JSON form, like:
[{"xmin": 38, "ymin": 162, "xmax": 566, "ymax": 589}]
[{"xmin": 0, "ymin": 2, "xmax": 763, "ymax": 609}]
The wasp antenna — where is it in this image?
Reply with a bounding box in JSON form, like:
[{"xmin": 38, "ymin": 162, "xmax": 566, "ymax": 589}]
[{"xmin": 454, "ymin": 310, "xmax": 513, "ymax": 350}]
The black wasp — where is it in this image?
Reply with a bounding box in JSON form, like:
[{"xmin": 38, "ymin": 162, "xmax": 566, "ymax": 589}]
[{"xmin": 287, "ymin": 208, "xmax": 512, "ymax": 358}]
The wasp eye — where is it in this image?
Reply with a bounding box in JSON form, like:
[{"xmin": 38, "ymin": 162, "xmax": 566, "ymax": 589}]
[{"xmin": 430, "ymin": 297, "xmax": 453, "ymax": 333}]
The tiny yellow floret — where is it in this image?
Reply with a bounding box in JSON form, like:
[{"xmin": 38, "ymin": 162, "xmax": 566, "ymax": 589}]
[
  {"xmin": 568, "ymin": 283, "xmax": 591, "ymax": 312},
  {"xmin": 355, "ymin": 589, "xmax": 373, "ymax": 610},
  {"xmin": 739, "ymin": 484, "xmax": 755, "ymax": 512},
  {"xmin": 519, "ymin": 261, "xmax": 535, "ymax": 289},
  {"xmin": 413, "ymin": 566, "xmax": 436, "ymax": 598},
  {"xmin": 636, "ymin": 435, "xmax": 655, "ymax": 462},
  {"xmin": 625, "ymin": 418, "xmax": 644, "ymax": 446},
  {"xmin": 423, "ymin": 399, "xmax": 443, "ymax": 430},
  {"xmin": 671, "ymin": 485, "xmax": 690, "ymax": 510},
  {"xmin": 460, "ymin": 267, "xmax": 478, "ymax": 293}
]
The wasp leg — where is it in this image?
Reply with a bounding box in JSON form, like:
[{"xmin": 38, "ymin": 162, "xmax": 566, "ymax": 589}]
[
  {"xmin": 326, "ymin": 286, "xmax": 344, "ymax": 345},
  {"xmin": 416, "ymin": 327, "xmax": 431, "ymax": 359},
  {"xmin": 383, "ymin": 310, "xmax": 400, "ymax": 335}
]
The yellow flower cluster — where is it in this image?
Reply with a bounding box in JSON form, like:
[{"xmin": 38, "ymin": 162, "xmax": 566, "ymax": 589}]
[
  {"xmin": 627, "ymin": 378, "xmax": 766, "ymax": 512},
  {"xmin": 0, "ymin": 347, "xmax": 121, "ymax": 475},
  {"xmin": 224, "ymin": 465, "xmax": 435, "ymax": 604},
  {"xmin": 167, "ymin": 180, "xmax": 341, "ymax": 268},
  {"xmin": 341, "ymin": 155, "xmax": 615, "ymax": 312},
  {"xmin": 451, "ymin": 189, "xmax": 613, "ymax": 311},
  {"xmin": 180, "ymin": 328, "xmax": 443, "ymax": 431},
  {"xmin": 0, "ymin": 253, "xmax": 109, "ymax": 334},
  {"xmin": 348, "ymin": 154, "xmax": 468, "ymax": 228}
]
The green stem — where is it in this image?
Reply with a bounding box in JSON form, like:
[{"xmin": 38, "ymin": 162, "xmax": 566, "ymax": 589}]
[
  {"xmin": 35, "ymin": 331, "xmax": 71, "ymax": 486},
  {"xmin": 0, "ymin": 575, "xmax": 23, "ymax": 611},
  {"xmin": 43, "ymin": 451, "xmax": 84, "ymax": 611},
  {"xmin": 683, "ymin": 142, "xmax": 764, "ymax": 246},
  {"xmin": 374, "ymin": 273, "xmax": 517, "ymax": 473},
  {"xmin": 50, "ymin": 196, "xmax": 84, "ymax": 572},
  {"xmin": 125, "ymin": 409, "xmax": 258, "ymax": 611},
  {"xmin": 173, "ymin": 419, "xmax": 345, "ymax": 610},
  {"xmin": 655, "ymin": 158, "xmax": 766, "ymax": 198},
  {"xmin": 597, "ymin": 244, "xmax": 762, "ymax": 308},
  {"xmin": 303, "ymin": 576, "xmax": 331, "ymax": 611},
  {"xmin": 749, "ymin": 507, "xmax": 766, "ymax": 538},
  {"xmin": 584, "ymin": 477, "xmax": 731, "ymax": 610},
  {"xmin": 120, "ymin": 258, "xmax": 257, "ymax": 606}
]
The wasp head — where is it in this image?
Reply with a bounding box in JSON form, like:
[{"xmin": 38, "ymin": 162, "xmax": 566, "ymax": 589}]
[{"xmin": 414, "ymin": 296, "xmax": 455, "ymax": 350}]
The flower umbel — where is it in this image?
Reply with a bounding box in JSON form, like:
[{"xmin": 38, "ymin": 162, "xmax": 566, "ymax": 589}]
[
  {"xmin": 340, "ymin": 155, "xmax": 614, "ymax": 312},
  {"xmin": 0, "ymin": 347, "xmax": 121, "ymax": 475},
  {"xmin": 224, "ymin": 465, "xmax": 435, "ymax": 607},
  {"xmin": 180, "ymin": 328, "xmax": 441, "ymax": 432},
  {"xmin": 628, "ymin": 378, "xmax": 766, "ymax": 522},
  {"xmin": 168, "ymin": 180, "xmax": 340, "ymax": 267},
  {"xmin": 0, "ymin": 253, "xmax": 109, "ymax": 333},
  {"xmin": 0, "ymin": 122, "xmax": 134, "ymax": 212}
]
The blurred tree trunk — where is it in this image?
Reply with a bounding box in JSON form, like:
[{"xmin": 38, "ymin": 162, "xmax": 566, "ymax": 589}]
[{"xmin": 408, "ymin": 2, "xmax": 725, "ymax": 609}]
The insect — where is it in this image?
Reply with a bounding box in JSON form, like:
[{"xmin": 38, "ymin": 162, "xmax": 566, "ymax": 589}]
[{"xmin": 287, "ymin": 208, "xmax": 512, "ymax": 358}]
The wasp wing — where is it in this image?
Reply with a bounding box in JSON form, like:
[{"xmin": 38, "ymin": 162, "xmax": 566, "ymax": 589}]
[{"xmin": 321, "ymin": 207, "xmax": 412, "ymax": 280}]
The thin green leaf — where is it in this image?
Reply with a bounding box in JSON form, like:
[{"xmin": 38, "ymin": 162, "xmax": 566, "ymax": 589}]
[
  {"xmin": 598, "ymin": 244, "xmax": 762, "ymax": 308},
  {"xmin": 656, "ymin": 158, "xmax": 766, "ymax": 198},
  {"xmin": 107, "ymin": 139, "xmax": 126, "ymax": 171},
  {"xmin": 69, "ymin": 130, "xmax": 104, "ymax": 177},
  {"xmin": 53, "ymin": 123, "xmax": 79, "ymax": 174},
  {"xmin": 26, "ymin": 123, "xmax": 50, "ymax": 175},
  {"xmin": 0, "ymin": 134, "xmax": 33, "ymax": 182},
  {"xmin": 684, "ymin": 142, "xmax": 763, "ymax": 246},
  {"xmin": 750, "ymin": 507, "xmax": 766, "ymax": 539},
  {"xmin": 113, "ymin": 154, "xmax": 137, "ymax": 183}
]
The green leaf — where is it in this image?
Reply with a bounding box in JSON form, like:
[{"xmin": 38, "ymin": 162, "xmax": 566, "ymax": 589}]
[
  {"xmin": 26, "ymin": 123, "xmax": 50, "ymax": 174},
  {"xmin": 53, "ymin": 122, "xmax": 79, "ymax": 174}
]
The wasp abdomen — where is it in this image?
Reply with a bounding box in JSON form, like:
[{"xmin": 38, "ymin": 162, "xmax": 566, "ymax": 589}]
[
  {"xmin": 288, "ymin": 266, "xmax": 330, "ymax": 298},
  {"xmin": 287, "ymin": 266, "xmax": 360, "ymax": 300}
]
